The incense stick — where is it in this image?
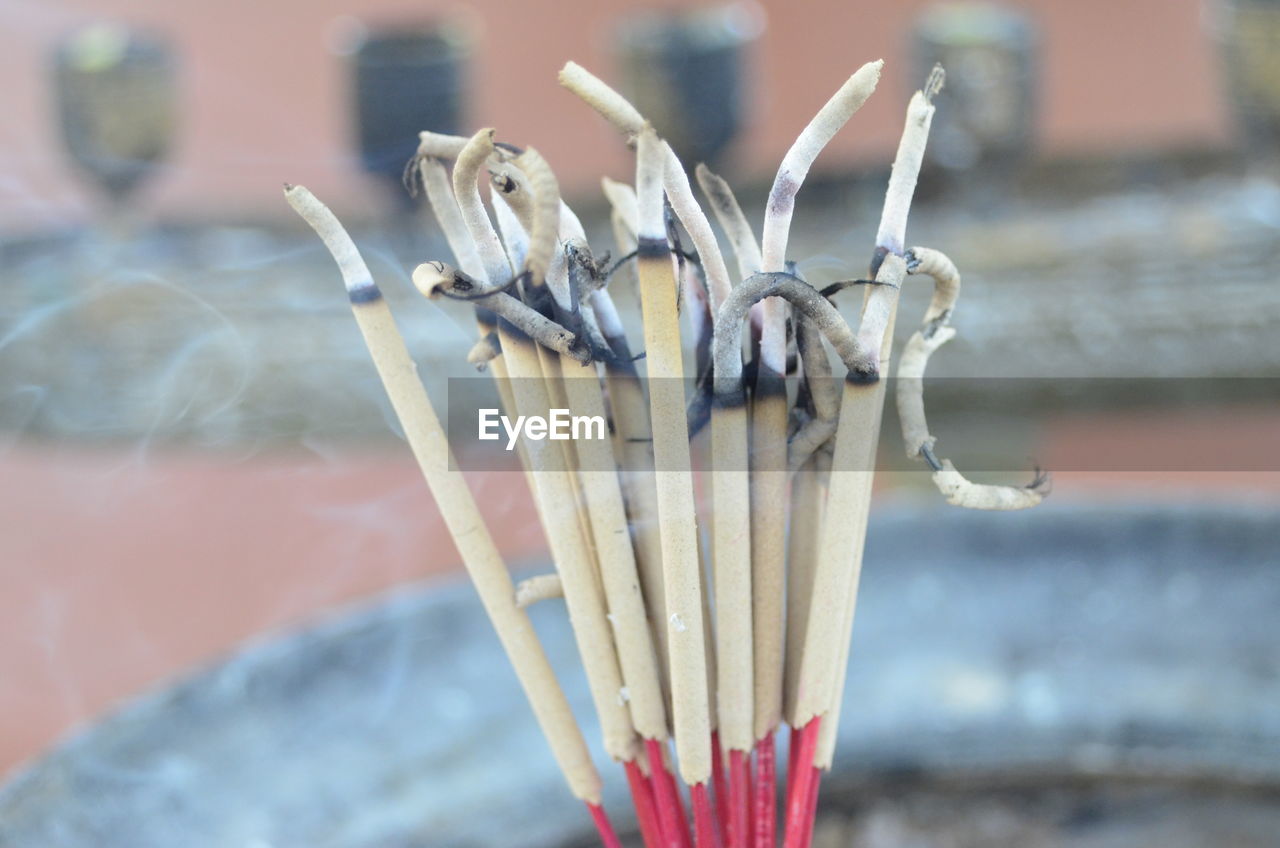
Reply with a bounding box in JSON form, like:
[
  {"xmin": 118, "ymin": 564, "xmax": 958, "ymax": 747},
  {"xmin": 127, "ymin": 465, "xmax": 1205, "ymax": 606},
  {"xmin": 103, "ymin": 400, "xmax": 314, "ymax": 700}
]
[
  {"xmin": 786, "ymin": 68, "xmax": 944, "ymax": 848},
  {"xmin": 520, "ymin": 149, "xmax": 673, "ymax": 749},
  {"xmin": 753, "ymin": 63, "xmax": 883, "ymax": 774},
  {"xmin": 452, "ymin": 129, "xmax": 639, "ymax": 764},
  {"xmin": 598, "ymin": 183, "xmax": 674, "ymax": 715},
  {"xmin": 283, "ymin": 183, "xmax": 605, "ymax": 814},
  {"xmin": 635, "ymin": 127, "xmax": 713, "ymax": 792}
]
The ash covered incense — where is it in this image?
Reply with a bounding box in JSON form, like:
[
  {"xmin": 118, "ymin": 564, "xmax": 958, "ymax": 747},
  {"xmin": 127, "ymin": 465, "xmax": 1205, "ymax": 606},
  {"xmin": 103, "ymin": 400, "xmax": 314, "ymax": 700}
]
[{"xmin": 287, "ymin": 54, "xmax": 1045, "ymax": 848}]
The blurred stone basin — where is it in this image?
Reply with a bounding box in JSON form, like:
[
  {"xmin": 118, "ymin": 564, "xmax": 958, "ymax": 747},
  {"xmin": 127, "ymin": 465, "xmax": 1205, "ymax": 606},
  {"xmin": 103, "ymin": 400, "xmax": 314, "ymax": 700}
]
[{"xmin": 1, "ymin": 505, "xmax": 1277, "ymax": 847}]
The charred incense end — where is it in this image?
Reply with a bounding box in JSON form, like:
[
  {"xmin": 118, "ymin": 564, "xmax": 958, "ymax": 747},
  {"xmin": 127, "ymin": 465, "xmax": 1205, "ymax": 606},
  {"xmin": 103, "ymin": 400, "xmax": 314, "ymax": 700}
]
[
  {"xmin": 711, "ymin": 387, "xmax": 749, "ymax": 410},
  {"xmin": 846, "ymin": 367, "xmax": 881, "ymax": 385},
  {"xmin": 869, "ymin": 244, "xmax": 891, "ymax": 278},
  {"xmin": 905, "ymin": 248, "xmax": 923, "ymax": 274},
  {"xmin": 754, "ymin": 369, "xmax": 788, "ymax": 398},
  {"xmin": 636, "ymin": 236, "xmax": 669, "ymax": 260},
  {"xmin": 347, "ymin": 279, "xmax": 383, "ymax": 304}
]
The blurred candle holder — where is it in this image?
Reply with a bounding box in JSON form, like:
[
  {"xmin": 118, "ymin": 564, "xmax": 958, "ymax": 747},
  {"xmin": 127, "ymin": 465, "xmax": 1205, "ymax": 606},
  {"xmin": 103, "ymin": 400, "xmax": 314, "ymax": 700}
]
[
  {"xmin": 613, "ymin": 2, "xmax": 763, "ymax": 171},
  {"xmin": 913, "ymin": 3, "xmax": 1037, "ymax": 201},
  {"xmin": 350, "ymin": 21, "xmax": 471, "ymax": 199},
  {"xmin": 52, "ymin": 24, "xmax": 177, "ymax": 211},
  {"xmin": 1210, "ymin": 0, "xmax": 1280, "ymax": 167}
]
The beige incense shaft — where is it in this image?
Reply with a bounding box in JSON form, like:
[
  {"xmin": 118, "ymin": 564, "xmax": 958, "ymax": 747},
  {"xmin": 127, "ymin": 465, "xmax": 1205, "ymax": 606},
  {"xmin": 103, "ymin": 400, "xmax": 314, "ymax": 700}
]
[
  {"xmin": 284, "ymin": 185, "xmax": 602, "ymax": 803},
  {"xmin": 635, "ymin": 128, "xmax": 712, "ymax": 786},
  {"xmin": 451, "ymin": 130, "xmax": 638, "ymax": 763}
]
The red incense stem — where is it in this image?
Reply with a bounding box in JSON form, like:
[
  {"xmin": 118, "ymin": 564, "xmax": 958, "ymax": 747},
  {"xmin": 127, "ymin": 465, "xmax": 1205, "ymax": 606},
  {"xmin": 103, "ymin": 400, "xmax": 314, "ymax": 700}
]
[
  {"xmin": 799, "ymin": 767, "xmax": 823, "ymax": 848},
  {"xmin": 691, "ymin": 781, "xmax": 721, "ymax": 848},
  {"xmin": 781, "ymin": 718, "xmax": 821, "ymax": 848},
  {"xmin": 711, "ymin": 731, "xmax": 730, "ymax": 840},
  {"xmin": 751, "ymin": 733, "xmax": 776, "ymax": 848},
  {"xmin": 787, "ymin": 725, "xmax": 801, "ymax": 794},
  {"xmin": 728, "ymin": 749, "xmax": 750, "ymax": 848},
  {"xmin": 625, "ymin": 758, "xmax": 665, "ymax": 848},
  {"xmin": 587, "ymin": 802, "xmax": 624, "ymax": 848},
  {"xmin": 645, "ymin": 737, "xmax": 693, "ymax": 848}
]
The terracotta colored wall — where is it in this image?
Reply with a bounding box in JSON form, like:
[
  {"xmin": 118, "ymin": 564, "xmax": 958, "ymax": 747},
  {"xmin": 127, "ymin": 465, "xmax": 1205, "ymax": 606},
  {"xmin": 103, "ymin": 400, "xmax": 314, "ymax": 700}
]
[{"xmin": 0, "ymin": 0, "xmax": 1228, "ymax": 233}]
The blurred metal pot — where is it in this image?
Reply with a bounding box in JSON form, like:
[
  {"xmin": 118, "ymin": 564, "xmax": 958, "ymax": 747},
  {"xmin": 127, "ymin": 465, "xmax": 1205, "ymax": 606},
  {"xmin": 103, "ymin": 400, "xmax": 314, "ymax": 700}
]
[
  {"xmin": 1210, "ymin": 0, "xmax": 1280, "ymax": 158},
  {"xmin": 52, "ymin": 24, "xmax": 178, "ymax": 205},
  {"xmin": 351, "ymin": 22, "xmax": 470, "ymax": 192}
]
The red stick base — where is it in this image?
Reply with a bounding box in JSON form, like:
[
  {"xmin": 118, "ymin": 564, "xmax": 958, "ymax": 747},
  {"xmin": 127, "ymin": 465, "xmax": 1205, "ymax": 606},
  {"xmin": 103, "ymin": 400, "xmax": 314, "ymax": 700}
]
[
  {"xmin": 711, "ymin": 731, "xmax": 730, "ymax": 841},
  {"xmin": 800, "ymin": 767, "xmax": 823, "ymax": 848},
  {"xmin": 751, "ymin": 733, "xmax": 776, "ymax": 848},
  {"xmin": 645, "ymin": 737, "xmax": 693, "ymax": 848},
  {"xmin": 625, "ymin": 758, "xmax": 665, "ymax": 848},
  {"xmin": 728, "ymin": 748, "xmax": 750, "ymax": 848},
  {"xmin": 691, "ymin": 781, "xmax": 722, "ymax": 848},
  {"xmin": 587, "ymin": 802, "xmax": 623, "ymax": 848},
  {"xmin": 781, "ymin": 718, "xmax": 821, "ymax": 848}
]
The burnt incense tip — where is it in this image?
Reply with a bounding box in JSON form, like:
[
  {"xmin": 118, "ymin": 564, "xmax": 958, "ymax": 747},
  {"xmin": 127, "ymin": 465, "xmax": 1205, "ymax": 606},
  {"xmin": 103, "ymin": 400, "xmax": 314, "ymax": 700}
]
[
  {"xmin": 847, "ymin": 367, "xmax": 880, "ymax": 385},
  {"xmin": 636, "ymin": 236, "xmax": 668, "ymax": 259},
  {"xmin": 347, "ymin": 278, "xmax": 382, "ymax": 303},
  {"xmin": 282, "ymin": 182, "xmax": 294, "ymax": 192},
  {"xmin": 712, "ymin": 387, "xmax": 748, "ymax": 409},
  {"xmin": 869, "ymin": 244, "xmax": 890, "ymax": 277}
]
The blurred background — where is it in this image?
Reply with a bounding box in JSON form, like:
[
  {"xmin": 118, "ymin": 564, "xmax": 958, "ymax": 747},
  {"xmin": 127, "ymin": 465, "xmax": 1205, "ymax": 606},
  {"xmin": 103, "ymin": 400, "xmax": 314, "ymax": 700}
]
[{"xmin": 2, "ymin": 0, "xmax": 1279, "ymax": 843}]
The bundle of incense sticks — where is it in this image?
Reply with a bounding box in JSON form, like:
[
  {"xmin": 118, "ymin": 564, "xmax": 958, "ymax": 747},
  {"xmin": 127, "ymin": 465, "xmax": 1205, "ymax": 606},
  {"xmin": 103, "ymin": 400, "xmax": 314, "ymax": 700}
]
[{"xmin": 286, "ymin": 58, "xmax": 1046, "ymax": 848}]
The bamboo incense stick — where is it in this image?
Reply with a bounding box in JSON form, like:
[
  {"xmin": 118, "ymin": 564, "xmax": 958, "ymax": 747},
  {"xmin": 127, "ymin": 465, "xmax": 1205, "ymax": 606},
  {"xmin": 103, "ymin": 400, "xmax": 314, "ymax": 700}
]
[
  {"xmin": 782, "ymin": 315, "xmax": 837, "ymax": 731},
  {"xmin": 746, "ymin": 69, "xmax": 885, "ymax": 848},
  {"xmin": 792, "ymin": 67, "xmax": 942, "ymax": 733},
  {"xmin": 520, "ymin": 151, "xmax": 673, "ymax": 749},
  {"xmin": 283, "ymin": 183, "xmax": 606, "ymax": 815},
  {"xmin": 599, "ymin": 182, "xmax": 723, "ymax": 776},
  {"xmin": 597, "ymin": 184, "xmax": 673, "ymax": 713},
  {"xmin": 635, "ymin": 126, "xmax": 713, "ymax": 793},
  {"xmin": 782, "ymin": 447, "xmax": 829, "ymax": 725},
  {"xmin": 452, "ymin": 129, "xmax": 638, "ymax": 764},
  {"xmin": 753, "ymin": 61, "xmax": 883, "ymax": 767},
  {"xmin": 787, "ymin": 67, "xmax": 944, "ymax": 848},
  {"xmin": 692, "ymin": 166, "xmax": 759, "ymax": 848}
]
